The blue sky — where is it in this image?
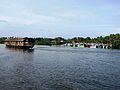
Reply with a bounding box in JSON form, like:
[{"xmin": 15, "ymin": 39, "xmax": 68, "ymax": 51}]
[{"xmin": 0, "ymin": 0, "xmax": 120, "ymax": 38}]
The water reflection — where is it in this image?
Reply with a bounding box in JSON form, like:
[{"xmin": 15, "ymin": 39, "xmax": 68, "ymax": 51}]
[
  {"xmin": 5, "ymin": 47, "xmax": 34, "ymax": 53},
  {"xmin": 0, "ymin": 47, "xmax": 35, "ymax": 90},
  {"xmin": 5, "ymin": 47, "xmax": 35, "ymax": 62}
]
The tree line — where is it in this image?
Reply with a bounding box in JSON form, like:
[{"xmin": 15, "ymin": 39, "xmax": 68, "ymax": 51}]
[
  {"xmin": 34, "ymin": 33, "xmax": 120, "ymax": 49},
  {"xmin": 0, "ymin": 33, "xmax": 120, "ymax": 49}
]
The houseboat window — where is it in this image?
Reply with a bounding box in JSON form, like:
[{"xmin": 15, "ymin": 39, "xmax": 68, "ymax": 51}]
[
  {"xmin": 25, "ymin": 42, "xmax": 28, "ymax": 44},
  {"xmin": 25, "ymin": 39, "xmax": 29, "ymax": 44}
]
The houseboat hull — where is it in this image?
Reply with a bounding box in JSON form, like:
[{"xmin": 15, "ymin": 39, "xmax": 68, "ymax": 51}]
[{"xmin": 6, "ymin": 45, "xmax": 34, "ymax": 49}]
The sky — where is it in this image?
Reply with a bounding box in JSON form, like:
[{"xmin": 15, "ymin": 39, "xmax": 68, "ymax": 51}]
[{"xmin": 0, "ymin": 0, "xmax": 120, "ymax": 38}]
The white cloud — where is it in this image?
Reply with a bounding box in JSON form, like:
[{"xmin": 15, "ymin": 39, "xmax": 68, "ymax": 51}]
[
  {"xmin": 0, "ymin": 9, "xmax": 96, "ymax": 27},
  {"xmin": 0, "ymin": 20, "xmax": 8, "ymax": 23},
  {"xmin": 21, "ymin": 10, "xmax": 63, "ymax": 25},
  {"xmin": 95, "ymin": 24, "xmax": 114, "ymax": 27},
  {"xmin": 0, "ymin": 11, "xmax": 62, "ymax": 26},
  {"xmin": 101, "ymin": 5, "xmax": 120, "ymax": 16},
  {"xmin": 0, "ymin": 15, "xmax": 35, "ymax": 25},
  {"xmin": 114, "ymin": 27, "xmax": 120, "ymax": 32},
  {"xmin": 54, "ymin": 10, "xmax": 96, "ymax": 20}
]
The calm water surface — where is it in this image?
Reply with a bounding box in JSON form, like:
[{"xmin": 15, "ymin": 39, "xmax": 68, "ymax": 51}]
[{"xmin": 0, "ymin": 44, "xmax": 120, "ymax": 90}]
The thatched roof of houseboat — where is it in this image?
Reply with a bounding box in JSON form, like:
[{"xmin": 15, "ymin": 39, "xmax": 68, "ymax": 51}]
[{"xmin": 5, "ymin": 37, "xmax": 27, "ymax": 42}]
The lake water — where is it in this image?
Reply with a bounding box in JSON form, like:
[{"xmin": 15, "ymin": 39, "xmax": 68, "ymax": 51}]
[{"xmin": 0, "ymin": 44, "xmax": 120, "ymax": 90}]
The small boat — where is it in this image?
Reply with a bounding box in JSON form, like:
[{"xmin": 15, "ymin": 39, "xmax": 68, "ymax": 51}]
[
  {"xmin": 5, "ymin": 37, "xmax": 35, "ymax": 49},
  {"xmin": 90, "ymin": 45, "xmax": 96, "ymax": 48},
  {"xmin": 80, "ymin": 44, "xmax": 84, "ymax": 48}
]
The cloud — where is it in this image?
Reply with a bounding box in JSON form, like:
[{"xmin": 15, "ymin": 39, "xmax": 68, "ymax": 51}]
[
  {"xmin": 0, "ymin": 11, "xmax": 62, "ymax": 26},
  {"xmin": 54, "ymin": 10, "xmax": 96, "ymax": 20},
  {"xmin": 0, "ymin": 20, "xmax": 8, "ymax": 24},
  {"xmin": 0, "ymin": 9, "xmax": 96, "ymax": 27},
  {"xmin": 113, "ymin": 27, "xmax": 120, "ymax": 32},
  {"xmin": 0, "ymin": 15, "xmax": 34, "ymax": 25},
  {"xmin": 95, "ymin": 24, "xmax": 114, "ymax": 27},
  {"xmin": 100, "ymin": 5, "xmax": 120, "ymax": 16},
  {"xmin": 21, "ymin": 10, "xmax": 63, "ymax": 25}
]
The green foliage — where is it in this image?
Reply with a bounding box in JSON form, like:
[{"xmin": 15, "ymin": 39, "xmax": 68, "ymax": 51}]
[
  {"xmin": 34, "ymin": 37, "xmax": 66, "ymax": 45},
  {"xmin": 35, "ymin": 38, "xmax": 52, "ymax": 45},
  {"xmin": 0, "ymin": 37, "xmax": 6, "ymax": 44},
  {"xmin": 112, "ymin": 40, "xmax": 120, "ymax": 49}
]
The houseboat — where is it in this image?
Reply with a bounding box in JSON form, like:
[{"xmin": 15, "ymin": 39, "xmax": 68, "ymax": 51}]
[{"xmin": 5, "ymin": 37, "xmax": 35, "ymax": 49}]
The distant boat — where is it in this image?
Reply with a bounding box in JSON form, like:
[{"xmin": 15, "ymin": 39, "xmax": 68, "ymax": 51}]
[
  {"xmin": 5, "ymin": 37, "xmax": 35, "ymax": 49},
  {"xmin": 80, "ymin": 44, "xmax": 84, "ymax": 48},
  {"xmin": 90, "ymin": 44, "xmax": 96, "ymax": 48},
  {"xmin": 90, "ymin": 45, "xmax": 96, "ymax": 48}
]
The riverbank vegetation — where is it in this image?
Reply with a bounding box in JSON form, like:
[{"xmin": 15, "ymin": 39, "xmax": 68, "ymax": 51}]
[
  {"xmin": 0, "ymin": 37, "xmax": 7, "ymax": 44},
  {"xmin": 0, "ymin": 33, "xmax": 120, "ymax": 49}
]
